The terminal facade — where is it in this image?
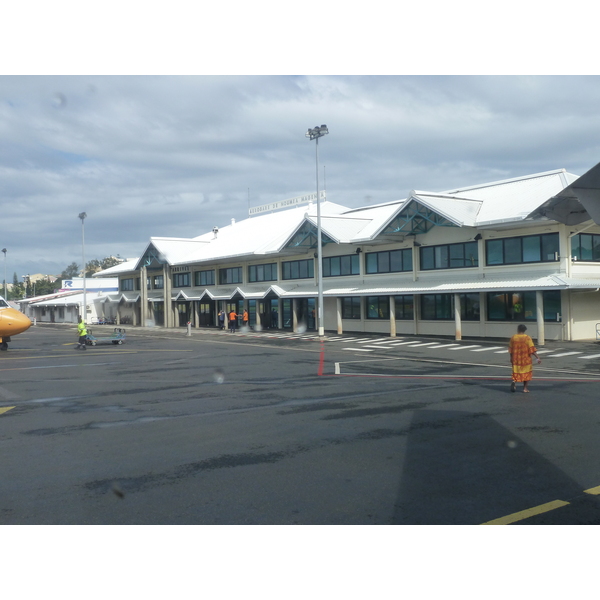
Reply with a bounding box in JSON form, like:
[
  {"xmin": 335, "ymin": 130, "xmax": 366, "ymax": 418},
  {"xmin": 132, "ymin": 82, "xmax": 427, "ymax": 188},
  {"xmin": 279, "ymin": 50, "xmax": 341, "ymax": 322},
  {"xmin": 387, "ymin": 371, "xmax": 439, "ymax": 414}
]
[{"xmin": 94, "ymin": 164, "xmax": 600, "ymax": 343}]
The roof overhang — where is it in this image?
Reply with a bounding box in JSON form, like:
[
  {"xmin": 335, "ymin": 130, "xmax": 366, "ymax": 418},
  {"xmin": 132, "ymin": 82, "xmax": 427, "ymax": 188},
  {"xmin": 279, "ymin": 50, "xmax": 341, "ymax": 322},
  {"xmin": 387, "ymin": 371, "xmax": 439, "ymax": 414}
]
[{"xmin": 527, "ymin": 161, "xmax": 600, "ymax": 225}]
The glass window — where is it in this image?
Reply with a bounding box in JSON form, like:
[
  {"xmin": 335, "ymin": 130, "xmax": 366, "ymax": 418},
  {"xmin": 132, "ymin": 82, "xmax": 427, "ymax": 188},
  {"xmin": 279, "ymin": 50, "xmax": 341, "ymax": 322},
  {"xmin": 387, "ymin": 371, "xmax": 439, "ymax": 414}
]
[
  {"xmin": 282, "ymin": 259, "xmax": 314, "ymax": 280},
  {"xmin": 248, "ymin": 263, "xmax": 277, "ymax": 283},
  {"xmin": 420, "ymin": 242, "xmax": 478, "ymax": 270},
  {"xmin": 365, "ymin": 249, "xmax": 412, "ymax": 274},
  {"xmin": 486, "ymin": 290, "xmax": 561, "ymax": 322},
  {"xmin": 195, "ymin": 270, "xmax": 214, "ymax": 286},
  {"xmin": 365, "ymin": 253, "xmax": 378, "ymax": 274},
  {"xmin": 420, "ymin": 247, "xmax": 434, "ymax": 270},
  {"xmin": 394, "ymin": 295, "xmax": 414, "ymax": 320},
  {"xmin": 449, "ymin": 244, "xmax": 465, "ymax": 268},
  {"xmin": 434, "ymin": 246, "xmax": 449, "ymax": 269},
  {"xmin": 173, "ymin": 272, "xmax": 190, "ymax": 287},
  {"xmin": 378, "ymin": 252, "xmax": 390, "ymax": 273},
  {"xmin": 486, "ymin": 240, "xmax": 503, "ymax": 265},
  {"xmin": 540, "ymin": 233, "xmax": 558, "ymax": 261},
  {"xmin": 219, "ymin": 267, "xmax": 242, "ymax": 285},
  {"xmin": 504, "ymin": 239, "xmax": 521, "ymax": 264},
  {"xmin": 485, "ymin": 233, "xmax": 559, "ymax": 265},
  {"xmin": 121, "ymin": 278, "xmax": 134, "ymax": 291},
  {"xmin": 342, "ymin": 297, "xmax": 361, "ymax": 319},
  {"xmin": 366, "ymin": 296, "xmax": 389, "ymax": 319},
  {"xmin": 522, "ymin": 237, "xmax": 541, "ymax": 262},
  {"xmin": 461, "ymin": 293, "xmax": 480, "ymax": 321}
]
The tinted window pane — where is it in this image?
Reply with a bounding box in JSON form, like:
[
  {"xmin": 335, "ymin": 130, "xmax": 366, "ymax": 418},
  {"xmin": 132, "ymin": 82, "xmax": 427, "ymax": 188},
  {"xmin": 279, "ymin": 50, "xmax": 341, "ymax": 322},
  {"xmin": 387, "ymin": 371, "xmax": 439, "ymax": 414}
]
[
  {"xmin": 366, "ymin": 253, "xmax": 377, "ymax": 273},
  {"xmin": 464, "ymin": 242, "xmax": 478, "ymax": 267},
  {"xmin": 340, "ymin": 256, "xmax": 351, "ymax": 275},
  {"xmin": 331, "ymin": 257, "xmax": 341, "ymax": 276},
  {"xmin": 487, "ymin": 293, "xmax": 507, "ymax": 320},
  {"xmin": 403, "ymin": 249, "xmax": 413, "ymax": 271},
  {"xmin": 421, "ymin": 295, "xmax": 435, "ymax": 319},
  {"xmin": 580, "ymin": 234, "xmax": 593, "ymax": 260},
  {"xmin": 541, "ymin": 233, "xmax": 559, "ymax": 261},
  {"xmin": 593, "ymin": 235, "xmax": 600, "ymax": 261},
  {"xmin": 449, "ymin": 244, "xmax": 464, "ymax": 267},
  {"xmin": 522, "ymin": 236, "xmax": 541, "ymax": 262},
  {"xmin": 435, "ymin": 246, "xmax": 449, "ymax": 269},
  {"xmin": 389, "ymin": 250, "xmax": 403, "ymax": 272},
  {"xmin": 504, "ymin": 238, "xmax": 521, "ymax": 264},
  {"xmin": 486, "ymin": 240, "xmax": 503, "ymax": 265},
  {"xmin": 544, "ymin": 290, "xmax": 561, "ymax": 321},
  {"xmin": 378, "ymin": 252, "xmax": 390, "ymax": 273},
  {"xmin": 420, "ymin": 247, "xmax": 434, "ymax": 270}
]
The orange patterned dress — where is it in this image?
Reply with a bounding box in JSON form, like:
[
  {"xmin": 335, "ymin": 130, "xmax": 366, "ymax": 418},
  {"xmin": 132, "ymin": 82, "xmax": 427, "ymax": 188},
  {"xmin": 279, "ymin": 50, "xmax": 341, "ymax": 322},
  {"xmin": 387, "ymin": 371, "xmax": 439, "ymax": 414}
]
[{"xmin": 508, "ymin": 333, "xmax": 537, "ymax": 382}]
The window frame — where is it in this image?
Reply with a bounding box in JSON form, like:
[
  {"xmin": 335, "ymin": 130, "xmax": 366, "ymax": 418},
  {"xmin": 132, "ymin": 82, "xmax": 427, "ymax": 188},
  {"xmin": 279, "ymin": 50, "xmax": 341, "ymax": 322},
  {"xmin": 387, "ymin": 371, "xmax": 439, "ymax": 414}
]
[{"xmin": 485, "ymin": 233, "xmax": 559, "ymax": 266}]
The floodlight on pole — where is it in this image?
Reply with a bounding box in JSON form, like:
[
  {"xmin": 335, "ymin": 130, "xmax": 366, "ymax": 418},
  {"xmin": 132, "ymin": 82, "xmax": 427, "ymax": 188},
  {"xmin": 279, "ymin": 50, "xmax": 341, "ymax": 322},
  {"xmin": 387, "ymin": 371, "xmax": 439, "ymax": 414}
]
[
  {"xmin": 79, "ymin": 212, "xmax": 87, "ymax": 324},
  {"xmin": 2, "ymin": 248, "xmax": 6, "ymax": 299},
  {"xmin": 305, "ymin": 124, "xmax": 328, "ymax": 338}
]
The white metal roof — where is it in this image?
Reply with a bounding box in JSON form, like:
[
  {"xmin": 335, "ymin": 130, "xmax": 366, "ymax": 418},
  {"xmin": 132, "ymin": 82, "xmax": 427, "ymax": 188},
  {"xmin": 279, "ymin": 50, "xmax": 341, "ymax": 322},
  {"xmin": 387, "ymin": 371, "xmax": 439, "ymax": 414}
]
[{"xmin": 92, "ymin": 164, "xmax": 600, "ymax": 278}]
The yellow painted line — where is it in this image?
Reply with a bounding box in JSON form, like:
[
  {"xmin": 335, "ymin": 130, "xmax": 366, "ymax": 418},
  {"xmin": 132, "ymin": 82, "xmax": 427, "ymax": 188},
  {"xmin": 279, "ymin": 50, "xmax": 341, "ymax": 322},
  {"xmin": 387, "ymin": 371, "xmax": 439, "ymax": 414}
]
[
  {"xmin": 0, "ymin": 407, "xmax": 15, "ymax": 416},
  {"xmin": 481, "ymin": 499, "xmax": 569, "ymax": 524},
  {"xmin": 584, "ymin": 485, "xmax": 600, "ymax": 495}
]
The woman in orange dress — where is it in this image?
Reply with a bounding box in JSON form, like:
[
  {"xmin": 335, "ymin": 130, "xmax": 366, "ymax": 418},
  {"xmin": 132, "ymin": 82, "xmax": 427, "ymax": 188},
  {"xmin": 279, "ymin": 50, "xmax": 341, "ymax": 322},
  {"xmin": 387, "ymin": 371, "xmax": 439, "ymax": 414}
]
[{"xmin": 508, "ymin": 324, "xmax": 541, "ymax": 393}]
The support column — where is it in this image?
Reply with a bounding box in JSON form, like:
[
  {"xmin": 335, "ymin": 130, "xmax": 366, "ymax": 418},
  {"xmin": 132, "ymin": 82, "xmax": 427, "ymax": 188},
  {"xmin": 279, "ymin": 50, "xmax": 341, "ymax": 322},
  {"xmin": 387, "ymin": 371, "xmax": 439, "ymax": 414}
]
[
  {"xmin": 536, "ymin": 290, "xmax": 545, "ymax": 346},
  {"xmin": 336, "ymin": 297, "xmax": 343, "ymax": 334},
  {"xmin": 389, "ymin": 296, "xmax": 396, "ymax": 338},
  {"xmin": 454, "ymin": 293, "xmax": 462, "ymax": 341},
  {"xmin": 292, "ymin": 299, "xmax": 298, "ymax": 333},
  {"xmin": 278, "ymin": 298, "xmax": 283, "ymax": 329},
  {"xmin": 163, "ymin": 264, "xmax": 172, "ymax": 329},
  {"xmin": 140, "ymin": 266, "xmax": 148, "ymax": 327},
  {"xmin": 193, "ymin": 301, "xmax": 199, "ymax": 328}
]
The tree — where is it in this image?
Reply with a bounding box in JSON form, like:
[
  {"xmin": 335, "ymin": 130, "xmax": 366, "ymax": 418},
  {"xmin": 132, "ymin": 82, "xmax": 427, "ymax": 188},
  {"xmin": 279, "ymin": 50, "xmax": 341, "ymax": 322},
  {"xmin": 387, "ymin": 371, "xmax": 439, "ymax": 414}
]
[
  {"xmin": 9, "ymin": 272, "xmax": 24, "ymax": 300},
  {"xmin": 60, "ymin": 263, "xmax": 80, "ymax": 280}
]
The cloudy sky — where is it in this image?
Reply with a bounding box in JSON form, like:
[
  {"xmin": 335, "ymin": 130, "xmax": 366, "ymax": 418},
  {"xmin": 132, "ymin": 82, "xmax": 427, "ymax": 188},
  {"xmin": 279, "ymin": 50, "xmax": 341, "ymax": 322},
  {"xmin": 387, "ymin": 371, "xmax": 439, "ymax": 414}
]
[{"xmin": 2, "ymin": 5, "xmax": 600, "ymax": 284}]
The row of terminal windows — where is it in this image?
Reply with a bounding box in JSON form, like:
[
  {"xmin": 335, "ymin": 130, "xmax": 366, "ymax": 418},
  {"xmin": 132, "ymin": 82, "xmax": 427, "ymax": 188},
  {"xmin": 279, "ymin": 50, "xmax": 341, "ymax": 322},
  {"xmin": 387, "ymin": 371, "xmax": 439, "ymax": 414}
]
[
  {"xmin": 341, "ymin": 291, "xmax": 561, "ymax": 322},
  {"xmin": 132, "ymin": 232, "xmax": 600, "ymax": 291}
]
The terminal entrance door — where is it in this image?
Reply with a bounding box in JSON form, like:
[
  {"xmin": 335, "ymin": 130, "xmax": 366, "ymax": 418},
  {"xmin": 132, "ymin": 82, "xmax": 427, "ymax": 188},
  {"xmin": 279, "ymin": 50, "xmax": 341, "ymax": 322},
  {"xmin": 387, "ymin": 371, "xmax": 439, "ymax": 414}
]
[
  {"xmin": 198, "ymin": 300, "xmax": 215, "ymax": 327},
  {"xmin": 177, "ymin": 302, "xmax": 190, "ymax": 327}
]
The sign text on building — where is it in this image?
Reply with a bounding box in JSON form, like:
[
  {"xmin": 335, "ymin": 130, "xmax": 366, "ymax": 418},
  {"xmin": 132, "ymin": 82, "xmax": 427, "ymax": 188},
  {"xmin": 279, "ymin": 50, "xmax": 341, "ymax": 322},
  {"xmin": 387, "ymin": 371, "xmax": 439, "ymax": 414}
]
[{"xmin": 249, "ymin": 191, "xmax": 326, "ymax": 215}]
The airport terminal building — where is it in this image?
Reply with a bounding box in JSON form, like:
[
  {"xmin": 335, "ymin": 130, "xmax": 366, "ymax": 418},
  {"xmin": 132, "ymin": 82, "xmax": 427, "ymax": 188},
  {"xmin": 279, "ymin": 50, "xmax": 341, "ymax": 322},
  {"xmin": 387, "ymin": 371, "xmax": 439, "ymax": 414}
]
[{"xmin": 94, "ymin": 163, "xmax": 600, "ymax": 343}]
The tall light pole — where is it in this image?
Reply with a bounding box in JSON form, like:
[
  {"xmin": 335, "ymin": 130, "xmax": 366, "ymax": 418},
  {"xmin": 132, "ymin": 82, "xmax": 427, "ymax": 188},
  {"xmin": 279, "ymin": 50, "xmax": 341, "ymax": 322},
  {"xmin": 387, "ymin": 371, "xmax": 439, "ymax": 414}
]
[
  {"xmin": 305, "ymin": 124, "xmax": 328, "ymax": 338},
  {"xmin": 2, "ymin": 248, "xmax": 6, "ymax": 299},
  {"xmin": 79, "ymin": 212, "xmax": 87, "ymax": 323}
]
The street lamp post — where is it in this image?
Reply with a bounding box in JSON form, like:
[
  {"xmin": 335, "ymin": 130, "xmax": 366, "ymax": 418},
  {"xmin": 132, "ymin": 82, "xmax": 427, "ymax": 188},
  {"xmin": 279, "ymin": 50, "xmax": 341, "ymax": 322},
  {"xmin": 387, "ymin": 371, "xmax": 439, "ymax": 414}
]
[
  {"xmin": 79, "ymin": 212, "xmax": 87, "ymax": 323},
  {"xmin": 1, "ymin": 248, "xmax": 6, "ymax": 299},
  {"xmin": 305, "ymin": 124, "xmax": 329, "ymax": 338}
]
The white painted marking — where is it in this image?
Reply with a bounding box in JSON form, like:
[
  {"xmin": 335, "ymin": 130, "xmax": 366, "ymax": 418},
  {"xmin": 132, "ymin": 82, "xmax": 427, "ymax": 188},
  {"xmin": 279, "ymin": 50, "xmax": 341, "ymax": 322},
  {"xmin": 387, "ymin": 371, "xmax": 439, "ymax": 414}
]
[
  {"xmin": 428, "ymin": 344, "xmax": 459, "ymax": 349},
  {"xmin": 449, "ymin": 345, "xmax": 481, "ymax": 351},
  {"xmin": 579, "ymin": 353, "xmax": 600, "ymax": 360},
  {"xmin": 471, "ymin": 346, "xmax": 504, "ymax": 352},
  {"xmin": 390, "ymin": 341, "xmax": 424, "ymax": 346},
  {"xmin": 357, "ymin": 338, "xmax": 388, "ymax": 344},
  {"xmin": 406, "ymin": 342, "xmax": 439, "ymax": 347},
  {"xmin": 545, "ymin": 351, "xmax": 583, "ymax": 358},
  {"xmin": 343, "ymin": 347, "xmax": 373, "ymax": 352},
  {"xmin": 535, "ymin": 350, "xmax": 555, "ymax": 354}
]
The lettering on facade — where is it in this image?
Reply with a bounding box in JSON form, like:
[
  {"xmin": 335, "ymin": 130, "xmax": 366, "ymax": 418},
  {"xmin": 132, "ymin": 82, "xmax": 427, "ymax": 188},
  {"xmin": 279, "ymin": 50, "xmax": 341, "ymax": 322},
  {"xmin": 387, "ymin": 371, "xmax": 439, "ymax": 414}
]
[{"xmin": 249, "ymin": 191, "xmax": 326, "ymax": 216}]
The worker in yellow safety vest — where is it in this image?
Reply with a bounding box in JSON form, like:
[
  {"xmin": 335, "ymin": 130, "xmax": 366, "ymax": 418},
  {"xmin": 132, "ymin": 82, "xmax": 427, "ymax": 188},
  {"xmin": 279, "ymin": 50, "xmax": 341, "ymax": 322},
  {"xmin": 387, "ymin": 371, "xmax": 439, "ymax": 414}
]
[{"xmin": 75, "ymin": 317, "xmax": 88, "ymax": 350}]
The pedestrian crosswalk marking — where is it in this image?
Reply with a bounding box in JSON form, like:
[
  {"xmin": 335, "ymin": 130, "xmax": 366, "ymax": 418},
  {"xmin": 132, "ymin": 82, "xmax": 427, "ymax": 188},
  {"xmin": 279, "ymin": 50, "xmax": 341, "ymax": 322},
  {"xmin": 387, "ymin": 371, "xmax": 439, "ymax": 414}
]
[{"xmin": 544, "ymin": 351, "xmax": 583, "ymax": 358}]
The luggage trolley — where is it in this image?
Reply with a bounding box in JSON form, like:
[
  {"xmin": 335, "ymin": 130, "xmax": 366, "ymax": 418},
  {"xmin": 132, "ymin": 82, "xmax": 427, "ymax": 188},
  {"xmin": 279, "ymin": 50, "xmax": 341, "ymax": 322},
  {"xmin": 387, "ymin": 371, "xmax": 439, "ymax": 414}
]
[{"xmin": 86, "ymin": 327, "xmax": 126, "ymax": 346}]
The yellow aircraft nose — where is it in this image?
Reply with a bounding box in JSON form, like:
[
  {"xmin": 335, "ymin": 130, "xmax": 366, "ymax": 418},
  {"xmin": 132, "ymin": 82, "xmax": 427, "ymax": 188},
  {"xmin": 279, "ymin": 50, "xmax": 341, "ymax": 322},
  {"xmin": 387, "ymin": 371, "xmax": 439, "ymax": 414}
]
[{"xmin": 0, "ymin": 308, "xmax": 32, "ymax": 336}]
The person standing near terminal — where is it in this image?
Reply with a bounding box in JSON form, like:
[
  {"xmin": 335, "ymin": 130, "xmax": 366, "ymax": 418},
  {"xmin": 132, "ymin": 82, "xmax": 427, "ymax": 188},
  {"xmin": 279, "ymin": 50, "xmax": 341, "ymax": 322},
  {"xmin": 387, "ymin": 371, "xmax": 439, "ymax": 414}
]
[
  {"xmin": 228, "ymin": 308, "xmax": 238, "ymax": 333},
  {"xmin": 508, "ymin": 324, "xmax": 541, "ymax": 393},
  {"xmin": 218, "ymin": 309, "xmax": 225, "ymax": 330},
  {"xmin": 242, "ymin": 308, "xmax": 249, "ymax": 329},
  {"xmin": 75, "ymin": 317, "xmax": 87, "ymax": 350}
]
